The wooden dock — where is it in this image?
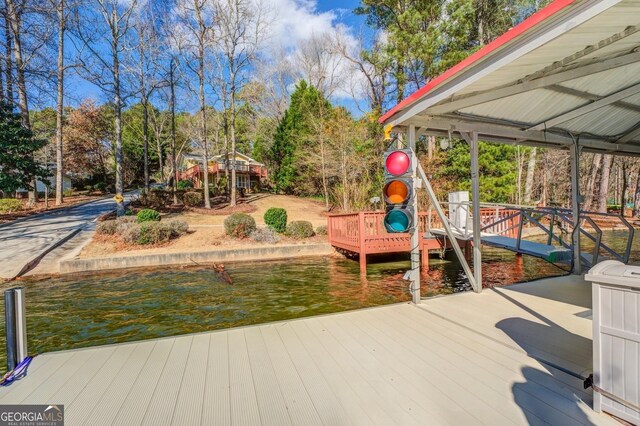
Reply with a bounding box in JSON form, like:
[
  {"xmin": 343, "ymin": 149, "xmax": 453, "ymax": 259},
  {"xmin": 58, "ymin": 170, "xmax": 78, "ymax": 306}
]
[{"xmin": 0, "ymin": 275, "xmax": 618, "ymax": 425}]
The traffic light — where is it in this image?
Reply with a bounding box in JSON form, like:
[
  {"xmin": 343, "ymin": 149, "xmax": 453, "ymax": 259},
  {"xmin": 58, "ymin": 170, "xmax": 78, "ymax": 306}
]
[{"xmin": 383, "ymin": 149, "xmax": 415, "ymax": 233}]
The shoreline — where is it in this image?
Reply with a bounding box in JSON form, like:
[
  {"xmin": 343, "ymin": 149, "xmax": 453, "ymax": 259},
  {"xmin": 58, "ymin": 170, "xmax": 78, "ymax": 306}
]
[{"xmin": 59, "ymin": 242, "xmax": 335, "ymax": 274}]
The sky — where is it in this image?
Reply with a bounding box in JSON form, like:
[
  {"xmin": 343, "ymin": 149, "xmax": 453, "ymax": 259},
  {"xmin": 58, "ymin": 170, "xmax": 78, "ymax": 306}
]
[{"xmin": 65, "ymin": 0, "xmax": 369, "ymax": 115}]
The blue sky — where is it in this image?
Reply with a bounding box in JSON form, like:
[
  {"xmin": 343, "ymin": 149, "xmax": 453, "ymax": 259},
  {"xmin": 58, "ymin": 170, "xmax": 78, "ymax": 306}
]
[{"xmin": 62, "ymin": 0, "xmax": 370, "ymax": 115}]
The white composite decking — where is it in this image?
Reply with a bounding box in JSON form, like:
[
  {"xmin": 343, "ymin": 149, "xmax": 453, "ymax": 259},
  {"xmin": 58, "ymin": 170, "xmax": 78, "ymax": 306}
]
[{"xmin": 0, "ymin": 275, "xmax": 621, "ymax": 425}]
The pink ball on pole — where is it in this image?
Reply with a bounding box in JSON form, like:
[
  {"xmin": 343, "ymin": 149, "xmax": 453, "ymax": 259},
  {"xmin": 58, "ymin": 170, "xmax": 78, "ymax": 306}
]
[{"xmin": 385, "ymin": 151, "xmax": 410, "ymax": 176}]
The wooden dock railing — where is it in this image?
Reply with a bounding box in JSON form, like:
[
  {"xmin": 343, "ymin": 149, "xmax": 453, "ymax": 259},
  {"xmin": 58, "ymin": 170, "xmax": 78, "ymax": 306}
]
[{"xmin": 328, "ymin": 208, "xmax": 519, "ymax": 273}]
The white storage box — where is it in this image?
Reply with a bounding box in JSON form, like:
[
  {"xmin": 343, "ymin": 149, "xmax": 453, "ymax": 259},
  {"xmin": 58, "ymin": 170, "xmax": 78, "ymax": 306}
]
[{"xmin": 586, "ymin": 260, "xmax": 640, "ymax": 424}]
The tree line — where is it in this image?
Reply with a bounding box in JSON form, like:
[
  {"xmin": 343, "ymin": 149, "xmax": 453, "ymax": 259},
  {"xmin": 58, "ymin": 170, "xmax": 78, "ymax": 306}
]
[{"xmin": 0, "ymin": 0, "xmax": 634, "ymax": 216}]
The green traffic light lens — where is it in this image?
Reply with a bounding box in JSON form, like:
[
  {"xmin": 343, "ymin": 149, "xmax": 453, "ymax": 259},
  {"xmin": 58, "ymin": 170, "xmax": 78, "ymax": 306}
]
[{"xmin": 384, "ymin": 210, "xmax": 410, "ymax": 233}]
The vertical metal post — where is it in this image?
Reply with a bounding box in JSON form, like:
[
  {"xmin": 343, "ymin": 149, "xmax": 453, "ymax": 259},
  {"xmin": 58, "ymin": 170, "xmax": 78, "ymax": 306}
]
[
  {"xmin": 4, "ymin": 289, "xmax": 17, "ymax": 372},
  {"xmin": 13, "ymin": 287, "xmax": 27, "ymax": 364},
  {"xmin": 470, "ymin": 132, "xmax": 483, "ymax": 292},
  {"xmin": 570, "ymin": 140, "xmax": 582, "ymax": 274},
  {"xmin": 408, "ymin": 124, "xmax": 421, "ymax": 303}
]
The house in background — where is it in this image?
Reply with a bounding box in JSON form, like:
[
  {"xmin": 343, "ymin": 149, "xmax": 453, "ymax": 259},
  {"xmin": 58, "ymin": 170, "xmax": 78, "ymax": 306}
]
[
  {"xmin": 179, "ymin": 152, "xmax": 268, "ymax": 192},
  {"xmin": 11, "ymin": 164, "xmax": 73, "ymax": 198}
]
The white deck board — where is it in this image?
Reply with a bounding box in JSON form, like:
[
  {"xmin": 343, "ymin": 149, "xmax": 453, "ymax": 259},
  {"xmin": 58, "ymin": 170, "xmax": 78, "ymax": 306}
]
[{"xmin": 0, "ymin": 275, "xmax": 621, "ymax": 425}]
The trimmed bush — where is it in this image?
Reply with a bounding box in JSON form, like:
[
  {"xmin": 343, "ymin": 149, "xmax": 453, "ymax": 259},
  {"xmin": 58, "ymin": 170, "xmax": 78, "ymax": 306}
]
[
  {"xmin": 286, "ymin": 220, "xmax": 315, "ymax": 239},
  {"xmin": 315, "ymin": 225, "xmax": 327, "ymax": 236},
  {"xmin": 121, "ymin": 224, "xmax": 141, "ymax": 244},
  {"xmin": 93, "ymin": 182, "xmax": 107, "ymax": 192},
  {"xmin": 122, "ymin": 222, "xmax": 173, "ymax": 245},
  {"xmin": 168, "ymin": 220, "xmax": 189, "ymax": 237},
  {"xmin": 137, "ymin": 208, "xmax": 161, "ymax": 223},
  {"xmin": 116, "ymin": 216, "xmax": 137, "ymax": 234},
  {"xmin": 177, "ymin": 179, "xmax": 193, "ymax": 190},
  {"xmin": 224, "ymin": 213, "xmax": 256, "ymax": 238},
  {"xmin": 140, "ymin": 189, "xmax": 171, "ymax": 208},
  {"xmin": 63, "ymin": 189, "xmax": 74, "ymax": 197},
  {"xmin": 263, "ymin": 207, "xmax": 287, "ymax": 233},
  {"xmin": 0, "ymin": 199, "xmax": 22, "ymax": 213},
  {"xmin": 183, "ymin": 191, "xmax": 203, "ymax": 207},
  {"xmin": 250, "ymin": 227, "xmax": 280, "ymax": 244},
  {"xmin": 96, "ymin": 220, "xmax": 118, "ymax": 235}
]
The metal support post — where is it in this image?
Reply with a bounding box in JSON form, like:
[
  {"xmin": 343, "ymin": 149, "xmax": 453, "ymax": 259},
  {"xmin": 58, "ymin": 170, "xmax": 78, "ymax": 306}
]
[
  {"xmin": 408, "ymin": 124, "xmax": 421, "ymax": 303},
  {"xmin": 469, "ymin": 132, "xmax": 483, "ymax": 292},
  {"xmin": 570, "ymin": 139, "xmax": 582, "ymax": 274},
  {"xmin": 14, "ymin": 287, "xmax": 27, "ymax": 363},
  {"xmin": 4, "ymin": 289, "xmax": 17, "ymax": 371}
]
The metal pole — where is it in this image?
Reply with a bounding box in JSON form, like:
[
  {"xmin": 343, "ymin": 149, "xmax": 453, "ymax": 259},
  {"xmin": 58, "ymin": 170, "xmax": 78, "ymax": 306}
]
[
  {"xmin": 470, "ymin": 132, "xmax": 483, "ymax": 292},
  {"xmin": 13, "ymin": 287, "xmax": 27, "ymax": 364},
  {"xmin": 570, "ymin": 139, "xmax": 582, "ymax": 274},
  {"xmin": 4, "ymin": 289, "xmax": 17, "ymax": 371},
  {"xmin": 408, "ymin": 124, "xmax": 421, "ymax": 303}
]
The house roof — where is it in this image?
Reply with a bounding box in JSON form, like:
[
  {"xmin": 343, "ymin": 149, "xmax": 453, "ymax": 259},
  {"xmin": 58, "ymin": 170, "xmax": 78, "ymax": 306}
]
[
  {"xmin": 183, "ymin": 152, "xmax": 265, "ymax": 166},
  {"xmin": 380, "ymin": 0, "xmax": 640, "ymax": 155}
]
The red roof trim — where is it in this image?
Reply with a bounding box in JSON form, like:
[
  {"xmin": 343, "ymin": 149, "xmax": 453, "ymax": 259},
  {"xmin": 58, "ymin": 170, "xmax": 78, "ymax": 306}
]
[{"xmin": 378, "ymin": 0, "xmax": 578, "ymax": 124}]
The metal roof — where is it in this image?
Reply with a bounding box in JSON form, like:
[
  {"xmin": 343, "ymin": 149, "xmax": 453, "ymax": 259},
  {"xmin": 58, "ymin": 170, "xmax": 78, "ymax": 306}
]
[{"xmin": 380, "ymin": 0, "xmax": 640, "ymax": 155}]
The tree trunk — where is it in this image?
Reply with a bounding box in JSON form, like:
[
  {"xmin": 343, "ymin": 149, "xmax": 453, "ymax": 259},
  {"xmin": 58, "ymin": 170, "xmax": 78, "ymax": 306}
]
[
  {"xmin": 633, "ymin": 164, "xmax": 640, "ymax": 217},
  {"xmin": 142, "ymin": 94, "xmax": 149, "ymax": 191},
  {"xmin": 5, "ymin": 15, "xmax": 13, "ymax": 104},
  {"xmin": 230, "ymin": 85, "xmax": 237, "ymax": 207},
  {"xmin": 198, "ymin": 48, "xmax": 210, "ymax": 209},
  {"xmin": 598, "ymin": 154, "xmax": 612, "ymax": 213},
  {"xmin": 55, "ymin": 0, "xmax": 65, "ymax": 206},
  {"xmin": 7, "ymin": 0, "xmax": 36, "ymax": 205},
  {"xmin": 523, "ymin": 147, "xmax": 537, "ymax": 204},
  {"xmin": 621, "ymin": 160, "xmax": 628, "ymax": 215},
  {"xmin": 583, "ymin": 154, "xmax": 602, "ymax": 212},
  {"xmin": 170, "ymin": 59, "xmax": 178, "ymax": 205},
  {"xmin": 113, "ymin": 35, "xmax": 124, "ymax": 216}
]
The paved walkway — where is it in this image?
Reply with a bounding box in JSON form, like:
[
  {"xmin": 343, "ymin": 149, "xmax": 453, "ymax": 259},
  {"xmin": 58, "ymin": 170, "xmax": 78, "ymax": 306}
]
[
  {"xmin": 0, "ymin": 195, "xmax": 132, "ymax": 279},
  {"xmin": 0, "ymin": 276, "xmax": 618, "ymax": 425}
]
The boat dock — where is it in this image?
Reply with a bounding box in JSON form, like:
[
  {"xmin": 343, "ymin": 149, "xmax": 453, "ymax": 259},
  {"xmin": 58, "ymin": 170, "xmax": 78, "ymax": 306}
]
[{"xmin": 0, "ymin": 275, "xmax": 618, "ymax": 425}]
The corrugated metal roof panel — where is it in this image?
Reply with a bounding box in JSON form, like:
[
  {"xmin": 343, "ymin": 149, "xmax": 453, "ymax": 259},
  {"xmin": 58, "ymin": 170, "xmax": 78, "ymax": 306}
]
[
  {"xmin": 559, "ymin": 105, "xmax": 639, "ymax": 136},
  {"xmin": 460, "ymin": 89, "xmax": 586, "ymax": 124},
  {"xmin": 559, "ymin": 62, "xmax": 640, "ymax": 95}
]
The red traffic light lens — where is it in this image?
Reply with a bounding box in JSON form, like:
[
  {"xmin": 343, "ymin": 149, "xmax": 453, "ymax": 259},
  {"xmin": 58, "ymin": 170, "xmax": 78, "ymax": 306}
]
[
  {"xmin": 383, "ymin": 180, "xmax": 410, "ymax": 204},
  {"xmin": 385, "ymin": 151, "xmax": 411, "ymax": 176}
]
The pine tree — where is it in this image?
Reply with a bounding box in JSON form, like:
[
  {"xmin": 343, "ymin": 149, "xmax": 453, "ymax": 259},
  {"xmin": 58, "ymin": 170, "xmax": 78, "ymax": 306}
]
[{"xmin": 0, "ymin": 103, "xmax": 49, "ymax": 193}]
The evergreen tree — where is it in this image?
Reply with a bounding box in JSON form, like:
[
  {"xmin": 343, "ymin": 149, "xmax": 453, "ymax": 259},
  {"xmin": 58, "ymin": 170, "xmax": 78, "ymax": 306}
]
[{"xmin": 0, "ymin": 103, "xmax": 49, "ymax": 193}]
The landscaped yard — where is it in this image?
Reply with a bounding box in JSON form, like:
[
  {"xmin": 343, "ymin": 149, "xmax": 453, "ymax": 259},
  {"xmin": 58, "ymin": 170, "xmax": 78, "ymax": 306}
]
[{"xmin": 80, "ymin": 193, "xmax": 330, "ymax": 258}]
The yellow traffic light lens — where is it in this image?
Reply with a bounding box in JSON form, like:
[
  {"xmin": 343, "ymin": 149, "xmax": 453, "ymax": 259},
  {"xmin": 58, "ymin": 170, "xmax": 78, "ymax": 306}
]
[
  {"xmin": 385, "ymin": 151, "xmax": 410, "ymax": 176},
  {"xmin": 384, "ymin": 180, "xmax": 410, "ymax": 204}
]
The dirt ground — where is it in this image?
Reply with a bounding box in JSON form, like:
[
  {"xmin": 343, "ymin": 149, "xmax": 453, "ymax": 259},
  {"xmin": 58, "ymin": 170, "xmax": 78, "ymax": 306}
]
[
  {"xmin": 80, "ymin": 227, "xmax": 328, "ymax": 258},
  {"xmin": 165, "ymin": 194, "xmax": 328, "ymax": 227}
]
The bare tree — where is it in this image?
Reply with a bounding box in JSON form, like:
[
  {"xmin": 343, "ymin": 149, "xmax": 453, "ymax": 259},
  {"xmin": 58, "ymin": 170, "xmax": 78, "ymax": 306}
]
[
  {"xmin": 71, "ymin": 0, "xmax": 139, "ymax": 216},
  {"xmin": 598, "ymin": 154, "xmax": 613, "ymax": 213},
  {"xmin": 214, "ymin": 0, "xmax": 268, "ymax": 206},
  {"xmin": 174, "ymin": 0, "xmax": 215, "ymax": 208}
]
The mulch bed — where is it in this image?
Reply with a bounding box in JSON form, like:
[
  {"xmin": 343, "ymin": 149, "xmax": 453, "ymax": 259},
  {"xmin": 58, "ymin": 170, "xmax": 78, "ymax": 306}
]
[{"xmin": 187, "ymin": 203, "xmax": 257, "ymax": 215}]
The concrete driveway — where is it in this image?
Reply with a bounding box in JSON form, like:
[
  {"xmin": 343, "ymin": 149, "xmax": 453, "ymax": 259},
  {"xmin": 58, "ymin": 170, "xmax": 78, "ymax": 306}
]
[{"xmin": 0, "ymin": 194, "xmax": 134, "ymax": 280}]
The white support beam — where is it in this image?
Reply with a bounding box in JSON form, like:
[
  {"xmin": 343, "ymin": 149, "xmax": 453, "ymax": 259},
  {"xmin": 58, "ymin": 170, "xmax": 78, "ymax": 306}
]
[
  {"xmin": 547, "ymin": 84, "xmax": 640, "ymax": 115},
  {"xmin": 408, "ymin": 116, "xmax": 640, "ymax": 155},
  {"xmin": 616, "ymin": 124, "xmax": 640, "ymax": 144},
  {"xmin": 529, "ymin": 82, "xmax": 640, "ymax": 130},
  {"xmin": 460, "ymin": 131, "xmax": 483, "ymax": 293},
  {"xmin": 408, "ymin": 124, "xmax": 421, "ymax": 304},
  {"xmin": 423, "ymin": 50, "xmax": 640, "ymax": 117},
  {"xmin": 569, "ymin": 140, "xmax": 582, "ymax": 274}
]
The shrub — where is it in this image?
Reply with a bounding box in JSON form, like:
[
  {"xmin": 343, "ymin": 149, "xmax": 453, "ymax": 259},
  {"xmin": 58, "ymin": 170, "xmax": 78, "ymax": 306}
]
[
  {"xmin": 63, "ymin": 189, "xmax": 74, "ymax": 197},
  {"xmin": 177, "ymin": 179, "xmax": 193, "ymax": 190},
  {"xmin": 139, "ymin": 189, "xmax": 171, "ymax": 208},
  {"xmin": 0, "ymin": 199, "xmax": 22, "ymax": 213},
  {"xmin": 137, "ymin": 208, "xmax": 161, "ymax": 223},
  {"xmin": 183, "ymin": 191, "xmax": 203, "ymax": 207},
  {"xmin": 250, "ymin": 227, "xmax": 280, "ymax": 244},
  {"xmin": 286, "ymin": 220, "xmax": 315, "ymax": 239},
  {"xmin": 263, "ymin": 207, "xmax": 287, "ymax": 233},
  {"xmin": 121, "ymin": 224, "xmax": 141, "ymax": 244},
  {"xmin": 315, "ymin": 225, "xmax": 327, "ymax": 236},
  {"xmin": 167, "ymin": 220, "xmax": 189, "ymax": 237},
  {"xmin": 93, "ymin": 182, "xmax": 107, "ymax": 192},
  {"xmin": 122, "ymin": 222, "xmax": 172, "ymax": 245},
  {"xmin": 116, "ymin": 216, "xmax": 137, "ymax": 234},
  {"xmin": 96, "ymin": 220, "xmax": 118, "ymax": 235},
  {"xmin": 224, "ymin": 213, "xmax": 256, "ymax": 238},
  {"xmin": 84, "ymin": 185, "xmax": 93, "ymax": 192}
]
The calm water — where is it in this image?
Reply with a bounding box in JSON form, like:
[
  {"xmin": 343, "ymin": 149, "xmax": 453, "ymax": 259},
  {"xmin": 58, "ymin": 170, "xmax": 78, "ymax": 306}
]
[{"xmin": 2, "ymin": 229, "xmax": 636, "ymax": 366}]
